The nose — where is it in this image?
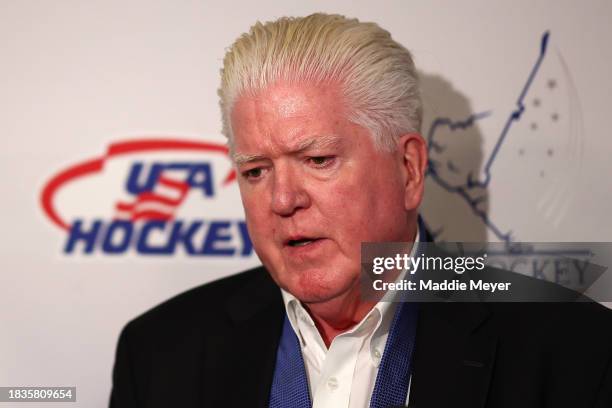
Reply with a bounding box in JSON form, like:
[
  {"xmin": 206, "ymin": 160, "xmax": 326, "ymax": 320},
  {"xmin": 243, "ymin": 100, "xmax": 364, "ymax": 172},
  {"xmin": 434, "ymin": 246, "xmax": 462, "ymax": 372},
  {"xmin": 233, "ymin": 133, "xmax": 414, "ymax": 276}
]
[{"xmin": 270, "ymin": 165, "xmax": 311, "ymax": 216}]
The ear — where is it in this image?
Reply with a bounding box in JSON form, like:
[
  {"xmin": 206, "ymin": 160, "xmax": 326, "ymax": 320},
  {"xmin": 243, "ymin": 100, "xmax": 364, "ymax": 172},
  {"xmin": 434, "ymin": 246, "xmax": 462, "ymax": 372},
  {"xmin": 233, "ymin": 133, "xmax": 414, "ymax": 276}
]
[{"xmin": 397, "ymin": 133, "xmax": 428, "ymax": 211}]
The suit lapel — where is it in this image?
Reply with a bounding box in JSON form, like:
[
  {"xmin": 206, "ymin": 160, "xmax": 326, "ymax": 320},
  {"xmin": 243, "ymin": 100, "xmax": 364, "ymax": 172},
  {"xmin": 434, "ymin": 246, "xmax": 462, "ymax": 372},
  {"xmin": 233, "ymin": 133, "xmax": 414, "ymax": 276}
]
[
  {"xmin": 409, "ymin": 301, "xmax": 497, "ymax": 408},
  {"xmin": 201, "ymin": 268, "xmax": 285, "ymax": 408}
]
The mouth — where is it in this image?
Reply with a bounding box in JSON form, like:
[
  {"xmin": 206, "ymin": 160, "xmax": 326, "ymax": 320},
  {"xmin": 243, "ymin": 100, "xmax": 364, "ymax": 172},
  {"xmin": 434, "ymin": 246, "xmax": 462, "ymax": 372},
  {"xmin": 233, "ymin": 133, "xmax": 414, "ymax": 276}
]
[{"xmin": 285, "ymin": 237, "xmax": 322, "ymax": 247}]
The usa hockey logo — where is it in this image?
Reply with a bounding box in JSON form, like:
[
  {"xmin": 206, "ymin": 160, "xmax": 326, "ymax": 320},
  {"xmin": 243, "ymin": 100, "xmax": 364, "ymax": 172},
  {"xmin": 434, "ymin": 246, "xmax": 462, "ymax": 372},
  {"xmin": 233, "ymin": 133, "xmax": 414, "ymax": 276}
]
[{"xmin": 40, "ymin": 138, "xmax": 253, "ymax": 256}]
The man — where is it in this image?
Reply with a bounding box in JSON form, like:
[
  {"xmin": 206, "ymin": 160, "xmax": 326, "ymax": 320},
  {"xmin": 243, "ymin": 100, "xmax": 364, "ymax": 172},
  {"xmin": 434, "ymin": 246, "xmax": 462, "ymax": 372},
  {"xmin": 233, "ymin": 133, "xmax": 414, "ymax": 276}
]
[{"xmin": 110, "ymin": 13, "xmax": 612, "ymax": 408}]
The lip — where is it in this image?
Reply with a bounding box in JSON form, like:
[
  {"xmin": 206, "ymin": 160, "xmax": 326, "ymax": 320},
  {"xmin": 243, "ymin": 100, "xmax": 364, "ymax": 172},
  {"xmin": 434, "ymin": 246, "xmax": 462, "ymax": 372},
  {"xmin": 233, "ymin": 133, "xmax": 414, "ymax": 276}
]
[
  {"xmin": 282, "ymin": 237, "xmax": 327, "ymax": 256},
  {"xmin": 284, "ymin": 235, "xmax": 319, "ymax": 245}
]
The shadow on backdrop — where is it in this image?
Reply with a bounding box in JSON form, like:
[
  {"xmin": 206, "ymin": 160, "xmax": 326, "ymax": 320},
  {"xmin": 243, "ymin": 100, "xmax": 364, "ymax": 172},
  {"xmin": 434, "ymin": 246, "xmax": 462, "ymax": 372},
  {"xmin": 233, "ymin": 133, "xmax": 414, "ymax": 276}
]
[{"xmin": 419, "ymin": 71, "xmax": 489, "ymax": 243}]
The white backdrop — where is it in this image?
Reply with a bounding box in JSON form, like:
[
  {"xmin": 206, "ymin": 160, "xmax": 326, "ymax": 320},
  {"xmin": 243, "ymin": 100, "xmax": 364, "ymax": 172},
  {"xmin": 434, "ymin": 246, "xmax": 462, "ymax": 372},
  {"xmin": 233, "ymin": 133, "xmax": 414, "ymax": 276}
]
[{"xmin": 1, "ymin": 0, "xmax": 611, "ymax": 406}]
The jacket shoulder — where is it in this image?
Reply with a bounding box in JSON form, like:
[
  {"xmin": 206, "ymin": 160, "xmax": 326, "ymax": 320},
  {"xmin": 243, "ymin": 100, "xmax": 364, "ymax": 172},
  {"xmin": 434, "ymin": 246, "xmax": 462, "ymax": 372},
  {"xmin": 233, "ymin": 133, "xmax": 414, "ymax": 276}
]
[
  {"xmin": 123, "ymin": 265, "xmax": 272, "ymax": 340},
  {"xmin": 488, "ymin": 299, "xmax": 612, "ymax": 340}
]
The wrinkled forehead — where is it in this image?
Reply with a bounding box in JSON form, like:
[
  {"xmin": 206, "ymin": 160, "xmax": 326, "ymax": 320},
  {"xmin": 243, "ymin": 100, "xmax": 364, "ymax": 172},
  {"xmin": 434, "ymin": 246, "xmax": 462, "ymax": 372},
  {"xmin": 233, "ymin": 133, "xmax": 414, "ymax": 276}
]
[
  {"xmin": 231, "ymin": 81, "xmax": 348, "ymax": 122},
  {"xmin": 229, "ymin": 81, "xmax": 355, "ymax": 158},
  {"xmin": 232, "ymin": 134, "xmax": 345, "ymax": 165}
]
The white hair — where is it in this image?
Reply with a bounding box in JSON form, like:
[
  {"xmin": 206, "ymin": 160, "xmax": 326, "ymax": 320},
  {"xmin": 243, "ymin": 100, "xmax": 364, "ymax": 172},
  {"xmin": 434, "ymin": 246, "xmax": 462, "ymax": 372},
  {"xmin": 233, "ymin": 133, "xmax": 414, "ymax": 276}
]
[{"xmin": 219, "ymin": 13, "xmax": 422, "ymax": 151}]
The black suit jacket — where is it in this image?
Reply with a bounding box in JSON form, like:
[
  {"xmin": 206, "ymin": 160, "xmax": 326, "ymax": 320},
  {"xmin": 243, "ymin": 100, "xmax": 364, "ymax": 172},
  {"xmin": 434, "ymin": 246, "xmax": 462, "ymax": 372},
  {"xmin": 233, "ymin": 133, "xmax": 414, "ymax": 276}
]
[{"xmin": 110, "ymin": 266, "xmax": 612, "ymax": 408}]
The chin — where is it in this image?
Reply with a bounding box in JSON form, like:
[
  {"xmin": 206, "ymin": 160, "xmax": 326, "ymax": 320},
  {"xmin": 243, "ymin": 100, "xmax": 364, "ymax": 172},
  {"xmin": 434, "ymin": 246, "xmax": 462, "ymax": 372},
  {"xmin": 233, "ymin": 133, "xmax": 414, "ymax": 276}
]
[{"xmin": 286, "ymin": 268, "xmax": 357, "ymax": 304}]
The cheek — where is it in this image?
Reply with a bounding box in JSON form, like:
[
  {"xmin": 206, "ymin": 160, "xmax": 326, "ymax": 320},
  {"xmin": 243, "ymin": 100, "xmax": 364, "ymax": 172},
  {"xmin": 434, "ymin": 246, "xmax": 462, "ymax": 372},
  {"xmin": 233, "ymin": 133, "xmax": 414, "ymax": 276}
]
[
  {"xmin": 322, "ymin": 168, "xmax": 405, "ymax": 239},
  {"xmin": 315, "ymin": 179, "xmax": 379, "ymax": 241},
  {"xmin": 240, "ymin": 191, "xmax": 274, "ymax": 243},
  {"xmin": 245, "ymin": 209, "xmax": 270, "ymax": 237}
]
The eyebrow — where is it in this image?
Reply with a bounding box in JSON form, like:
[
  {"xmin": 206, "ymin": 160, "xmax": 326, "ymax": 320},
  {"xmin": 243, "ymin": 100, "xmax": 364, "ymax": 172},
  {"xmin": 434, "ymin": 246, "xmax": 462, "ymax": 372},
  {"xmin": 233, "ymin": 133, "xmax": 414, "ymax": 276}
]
[
  {"xmin": 232, "ymin": 152, "xmax": 266, "ymax": 166},
  {"xmin": 232, "ymin": 134, "xmax": 343, "ymax": 166}
]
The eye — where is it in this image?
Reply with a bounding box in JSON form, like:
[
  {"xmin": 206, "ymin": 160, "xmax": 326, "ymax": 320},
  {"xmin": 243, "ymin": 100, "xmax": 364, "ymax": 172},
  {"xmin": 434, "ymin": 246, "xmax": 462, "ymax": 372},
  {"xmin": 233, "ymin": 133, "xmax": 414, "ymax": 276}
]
[
  {"xmin": 308, "ymin": 156, "xmax": 335, "ymax": 168},
  {"xmin": 241, "ymin": 167, "xmax": 264, "ymax": 180}
]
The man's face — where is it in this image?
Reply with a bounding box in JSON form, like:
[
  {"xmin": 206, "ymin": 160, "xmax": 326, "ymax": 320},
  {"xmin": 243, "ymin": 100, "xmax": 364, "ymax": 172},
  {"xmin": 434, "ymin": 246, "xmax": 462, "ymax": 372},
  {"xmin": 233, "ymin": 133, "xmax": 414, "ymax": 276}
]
[{"xmin": 231, "ymin": 82, "xmax": 421, "ymax": 303}]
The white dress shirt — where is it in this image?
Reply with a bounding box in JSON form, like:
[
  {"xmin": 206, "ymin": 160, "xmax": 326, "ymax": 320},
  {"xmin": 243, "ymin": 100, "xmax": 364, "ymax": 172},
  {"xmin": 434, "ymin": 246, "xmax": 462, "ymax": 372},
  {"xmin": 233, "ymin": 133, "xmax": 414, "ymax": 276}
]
[{"xmin": 281, "ymin": 229, "xmax": 419, "ymax": 408}]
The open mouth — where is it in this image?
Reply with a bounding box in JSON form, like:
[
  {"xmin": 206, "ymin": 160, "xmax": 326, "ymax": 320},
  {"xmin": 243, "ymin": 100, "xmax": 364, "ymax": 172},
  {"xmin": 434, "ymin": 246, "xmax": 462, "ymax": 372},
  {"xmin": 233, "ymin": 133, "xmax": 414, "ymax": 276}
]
[{"xmin": 287, "ymin": 238, "xmax": 321, "ymax": 247}]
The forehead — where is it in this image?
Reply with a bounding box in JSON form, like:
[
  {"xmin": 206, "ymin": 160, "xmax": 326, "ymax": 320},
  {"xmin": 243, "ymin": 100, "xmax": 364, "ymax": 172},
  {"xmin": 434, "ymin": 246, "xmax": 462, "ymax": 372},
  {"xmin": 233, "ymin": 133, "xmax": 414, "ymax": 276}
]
[{"xmin": 230, "ymin": 82, "xmax": 353, "ymax": 155}]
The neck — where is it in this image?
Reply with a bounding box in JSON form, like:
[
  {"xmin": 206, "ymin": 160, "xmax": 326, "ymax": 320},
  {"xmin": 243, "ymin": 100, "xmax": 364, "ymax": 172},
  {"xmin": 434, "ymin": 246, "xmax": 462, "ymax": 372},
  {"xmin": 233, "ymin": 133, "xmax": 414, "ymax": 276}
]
[
  {"xmin": 304, "ymin": 231, "xmax": 416, "ymax": 348},
  {"xmin": 302, "ymin": 222, "xmax": 419, "ymax": 347},
  {"xmin": 303, "ymin": 265, "xmax": 404, "ymax": 347},
  {"xmin": 304, "ymin": 284, "xmax": 376, "ymax": 348}
]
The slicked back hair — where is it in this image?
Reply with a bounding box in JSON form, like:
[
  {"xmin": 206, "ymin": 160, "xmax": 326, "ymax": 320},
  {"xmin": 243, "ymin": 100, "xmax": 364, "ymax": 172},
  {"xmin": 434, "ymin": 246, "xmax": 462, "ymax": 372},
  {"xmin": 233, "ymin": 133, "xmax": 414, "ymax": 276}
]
[{"xmin": 219, "ymin": 13, "xmax": 422, "ymax": 151}]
